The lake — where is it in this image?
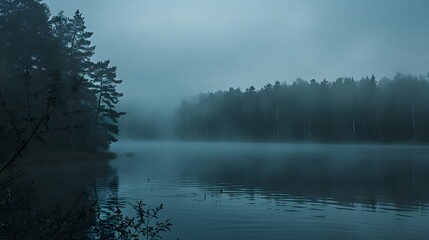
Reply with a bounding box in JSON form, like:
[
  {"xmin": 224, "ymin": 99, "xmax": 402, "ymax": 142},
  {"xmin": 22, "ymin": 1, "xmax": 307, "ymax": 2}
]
[
  {"xmin": 16, "ymin": 141, "xmax": 429, "ymax": 239},
  {"xmin": 108, "ymin": 141, "xmax": 429, "ymax": 240}
]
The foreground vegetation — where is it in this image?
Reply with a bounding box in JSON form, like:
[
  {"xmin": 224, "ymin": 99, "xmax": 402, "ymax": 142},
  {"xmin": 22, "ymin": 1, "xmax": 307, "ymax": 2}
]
[
  {"xmin": 0, "ymin": 1, "xmax": 173, "ymax": 239},
  {"xmin": 0, "ymin": 0, "xmax": 124, "ymax": 164}
]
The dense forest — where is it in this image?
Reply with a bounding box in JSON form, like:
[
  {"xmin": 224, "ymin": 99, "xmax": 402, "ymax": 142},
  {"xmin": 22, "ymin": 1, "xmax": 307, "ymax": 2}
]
[
  {"xmin": 176, "ymin": 74, "xmax": 429, "ymax": 143},
  {"xmin": 0, "ymin": 0, "xmax": 124, "ymax": 163},
  {"xmin": 0, "ymin": 1, "xmax": 149, "ymax": 239}
]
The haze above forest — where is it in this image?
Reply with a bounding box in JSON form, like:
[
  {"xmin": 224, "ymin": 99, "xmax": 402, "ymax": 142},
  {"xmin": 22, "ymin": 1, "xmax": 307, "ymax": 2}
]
[{"xmin": 45, "ymin": 0, "xmax": 429, "ymax": 109}]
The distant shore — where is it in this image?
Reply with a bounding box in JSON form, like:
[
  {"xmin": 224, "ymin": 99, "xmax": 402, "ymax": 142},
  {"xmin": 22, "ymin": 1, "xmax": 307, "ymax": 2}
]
[{"xmin": 18, "ymin": 150, "xmax": 117, "ymax": 165}]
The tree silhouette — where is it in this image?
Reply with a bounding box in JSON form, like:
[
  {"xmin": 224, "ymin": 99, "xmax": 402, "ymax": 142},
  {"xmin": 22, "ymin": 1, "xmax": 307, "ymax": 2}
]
[
  {"xmin": 176, "ymin": 74, "xmax": 429, "ymax": 143},
  {"xmin": 0, "ymin": 0, "xmax": 125, "ymax": 162},
  {"xmin": 91, "ymin": 60, "xmax": 125, "ymax": 151}
]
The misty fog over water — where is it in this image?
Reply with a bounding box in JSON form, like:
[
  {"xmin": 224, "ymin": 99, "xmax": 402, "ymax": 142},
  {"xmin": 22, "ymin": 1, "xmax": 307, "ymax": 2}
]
[
  {"xmin": 2, "ymin": 0, "xmax": 429, "ymax": 239},
  {"xmin": 10, "ymin": 141, "xmax": 429, "ymax": 239},
  {"xmin": 107, "ymin": 141, "xmax": 429, "ymax": 239}
]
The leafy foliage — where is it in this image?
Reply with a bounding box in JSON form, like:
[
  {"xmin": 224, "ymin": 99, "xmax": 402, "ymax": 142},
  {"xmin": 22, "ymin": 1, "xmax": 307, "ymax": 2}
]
[
  {"xmin": 0, "ymin": 0, "xmax": 125, "ymax": 162},
  {"xmin": 0, "ymin": 185, "xmax": 97, "ymax": 240},
  {"xmin": 111, "ymin": 201, "xmax": 173, "ymax": 240},
  {"xmin": 0, "ymin": 185, "xmax": 173, "ymax": 240}
]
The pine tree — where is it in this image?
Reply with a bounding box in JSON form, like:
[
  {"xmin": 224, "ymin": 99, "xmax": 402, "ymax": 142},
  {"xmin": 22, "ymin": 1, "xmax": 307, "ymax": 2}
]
[
  {"xmin": 1, "ymin": 0, "xmax": 125, "ymax": 157},
  {"xmin": 91, "ymin": 60, "xmax": 125, "ymax": 151},
  {"xmin": 50, "ymin": 10, "xmax": 100, "ymax": 150}
]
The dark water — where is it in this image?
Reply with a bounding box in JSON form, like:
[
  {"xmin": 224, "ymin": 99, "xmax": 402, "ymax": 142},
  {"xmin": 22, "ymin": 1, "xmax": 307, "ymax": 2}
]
[
  {"xmin": 14, "ymin": 141, "xmax": 429, "ymax": 239},
  {"xmin": 108, "ymin": 141, "xmax": 429, "ymax": 240}
]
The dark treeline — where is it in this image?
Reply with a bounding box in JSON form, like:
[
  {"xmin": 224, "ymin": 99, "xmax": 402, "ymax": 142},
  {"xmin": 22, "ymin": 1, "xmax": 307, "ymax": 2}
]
[
  {"xmin": 176, "ymin": 74, "xmax": 429, "ymax": 143},
  {"xmin": 0, "ymin": 0, "xmax": 124, "ymax": 157}
]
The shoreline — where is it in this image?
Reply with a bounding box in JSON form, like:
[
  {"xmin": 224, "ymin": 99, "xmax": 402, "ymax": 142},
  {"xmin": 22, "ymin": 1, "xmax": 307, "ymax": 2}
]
[{"xmin": 17, "ymin": 150, "xmax": 117, "ymax": 165}]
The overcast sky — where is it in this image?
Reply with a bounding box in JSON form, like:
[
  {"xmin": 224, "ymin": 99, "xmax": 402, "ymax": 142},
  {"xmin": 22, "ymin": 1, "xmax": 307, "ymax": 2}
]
[{"xmin": 45, "ymin": 0, "xmax": 429, "ymax": 109}]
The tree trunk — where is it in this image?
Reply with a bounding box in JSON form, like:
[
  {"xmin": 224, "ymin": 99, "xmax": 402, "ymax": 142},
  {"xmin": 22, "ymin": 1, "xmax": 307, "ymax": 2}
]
[
  {"xmin": 412, "ymin": 104, "xmax": 416, "ymax": 140},
  {"xmin": 276, "ymin": 108, "xmax": 279, "ymax": 140},
  {"xmin": 0, "ymin": 52, "xmax": 7, "ymax": 97},
  {"xmin": 308, "ymin": 120, "xmax": 311, "ymax": 140},
  {"xmin": 375, "ymin": 95, "xmax": 381, "ymax": 140}
]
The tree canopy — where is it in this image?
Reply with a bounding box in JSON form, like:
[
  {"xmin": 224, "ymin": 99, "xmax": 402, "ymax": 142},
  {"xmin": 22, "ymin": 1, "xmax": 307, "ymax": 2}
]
[
  {"xmin": 0, "ymin": 0, "xmax": 124, "ymax": 158},
  {"xmin": 176, "ymin": 74, "xmax": 429, "ymax": 143}
]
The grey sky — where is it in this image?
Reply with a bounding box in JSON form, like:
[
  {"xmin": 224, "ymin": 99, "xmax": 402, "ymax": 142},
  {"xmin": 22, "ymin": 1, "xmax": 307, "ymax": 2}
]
[{"xmin": 44, "ymin": 0, "xmax": 429, "ymax": 109}]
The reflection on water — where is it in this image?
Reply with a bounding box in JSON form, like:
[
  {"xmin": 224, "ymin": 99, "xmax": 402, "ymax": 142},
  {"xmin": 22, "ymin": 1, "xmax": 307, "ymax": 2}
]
[
  {"xmin": 5, "ymin": 158, "xmax": 121, "ymax": 239},
  {"xmin": 9, "ymin": 142, "xmax": 429, "ymax": 239},
  {"xmin": 111, "ymin": 142, "xmax": 429, "ymax": 240},
  {"xmin": 93, "ymin": 166, "xmax": 120, "ymax": 239},
  {"xmin": 190, "ymin": 148, "xmax": 429, "ymax": 209}
]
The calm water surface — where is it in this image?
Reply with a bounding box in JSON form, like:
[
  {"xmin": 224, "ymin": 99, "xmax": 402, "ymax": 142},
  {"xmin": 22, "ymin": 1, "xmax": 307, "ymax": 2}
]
[{"xmin": 103, "ymin": 141, "xmax": 429, "ymax": 240}]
